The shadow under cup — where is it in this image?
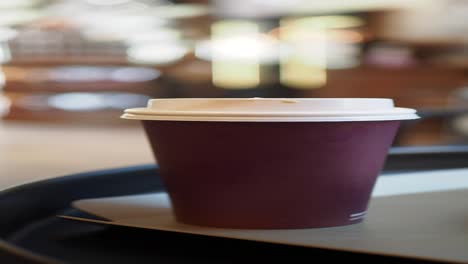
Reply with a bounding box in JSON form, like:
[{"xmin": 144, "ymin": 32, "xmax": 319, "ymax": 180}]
[{"xmin": 142, "ymin": 120, "xmax": 401, "ymax": 229}]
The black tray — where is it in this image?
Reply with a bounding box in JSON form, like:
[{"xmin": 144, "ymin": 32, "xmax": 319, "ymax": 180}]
[{"xmin": 1, "ymin": 146, "xmax": 468, "ymax": 264}]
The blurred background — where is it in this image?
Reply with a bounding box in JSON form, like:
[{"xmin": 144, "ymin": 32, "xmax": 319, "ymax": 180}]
[{"xmin": 3, "ymin": 0, "xmax": 468, "ymax": 186}]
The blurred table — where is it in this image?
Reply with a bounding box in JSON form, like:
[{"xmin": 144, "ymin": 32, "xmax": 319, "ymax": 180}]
[{"xmin": 0, "ymin": 121, "xmax": 154, "ymax": 189}]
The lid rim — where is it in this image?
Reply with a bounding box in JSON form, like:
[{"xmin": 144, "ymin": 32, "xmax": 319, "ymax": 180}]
[
  {"xmin": 122, "ymin": 113, "xmax": 420, "ymax": 122},
  {"xmin": 123, "ymin": 98, "xmax": 418, "ymax": 121},
  {"xmin": 124, "ymin": 108, "xmax": 416, "ymax": 117}
]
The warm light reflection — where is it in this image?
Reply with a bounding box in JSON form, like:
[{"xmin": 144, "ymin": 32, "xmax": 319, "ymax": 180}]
[
  {"xmin": 212, "ymin": 60, "xmax": 260, "ymax": 89},
  {"xmin": 211, "ymin": 22, "xmax": 259, "ymax": 89},
  {"xmin": 279, "ymin": 18, "xmax": 327, "ymax": 89},
  {"xmin": 202, "ymin": 20, "xmax": 274, "ymax": 89},
  {"xmin": 278, "ymin": 16, "xmax": 364, "ymax": 88},
  {"xmin": 285, "ymin": 15, "xmax": 364, "ymax": 30},
  {"xmin": 280, "ymin": 51, "xmax": 327, "ymax": 89},
  {"xmin": 196, "ymin": 34, "xmax": 278, "ymax": 63}
]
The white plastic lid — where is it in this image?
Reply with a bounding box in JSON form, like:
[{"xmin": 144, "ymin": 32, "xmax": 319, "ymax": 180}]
[{"xmin": 121, "ymin": 98, "xmax": 419, "ymax": 122}]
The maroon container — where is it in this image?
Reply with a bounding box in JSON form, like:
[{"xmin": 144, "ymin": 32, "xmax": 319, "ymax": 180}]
[{"xmin": 123, "ymin": 98, "xmax": 418, "ymax": 229}]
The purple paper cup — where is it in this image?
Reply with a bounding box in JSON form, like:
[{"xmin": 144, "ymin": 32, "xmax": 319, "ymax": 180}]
[{"xmin": 123, "ymin": 98, "xmax": 418, "ymax": 229}]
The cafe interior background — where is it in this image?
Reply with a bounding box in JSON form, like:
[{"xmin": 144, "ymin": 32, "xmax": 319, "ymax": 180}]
[{"xmin": 2, "ymin": 0, "xmax": 468, "ymax": 187}]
